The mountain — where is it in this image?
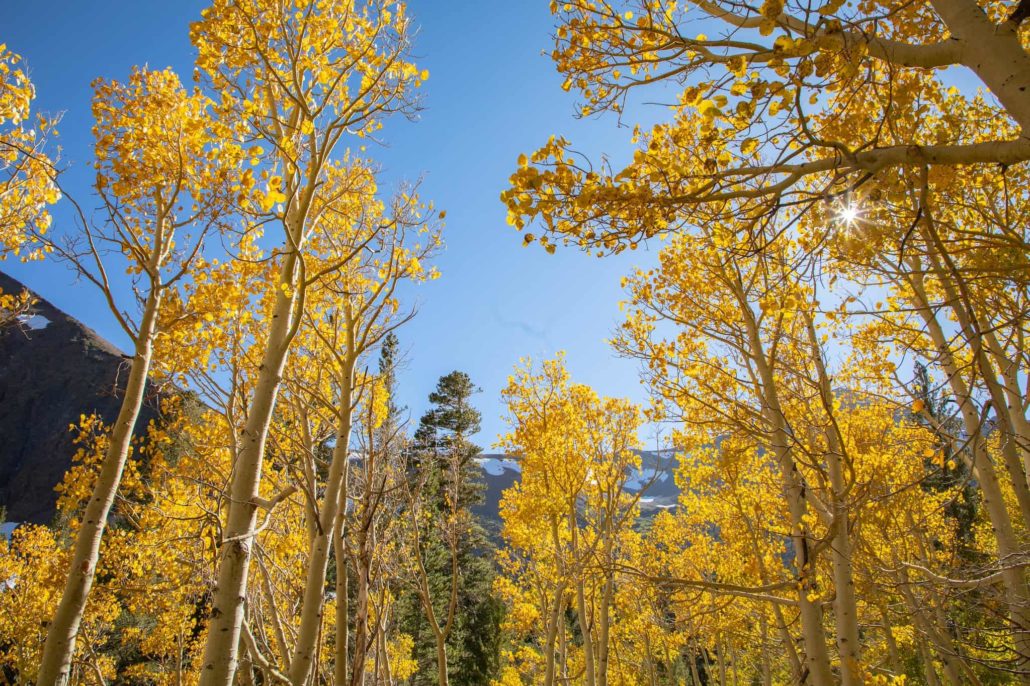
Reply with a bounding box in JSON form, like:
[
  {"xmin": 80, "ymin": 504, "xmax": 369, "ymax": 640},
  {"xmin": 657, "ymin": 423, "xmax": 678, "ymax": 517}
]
[
  {"xmin": 0, "ymin": 272, "xmax": 157, "ymax": 524},
  {"xmin": 0, "ymin": 271, "xmax": 680, "ymax": 528},
  {"xmin": 472, "ymin": 450, "xmax": 680, "ymax": 540}
]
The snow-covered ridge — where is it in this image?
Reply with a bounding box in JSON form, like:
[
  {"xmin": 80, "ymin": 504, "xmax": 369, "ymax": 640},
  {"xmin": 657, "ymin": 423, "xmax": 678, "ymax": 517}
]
[
  {"xmin": 624, "ymin": 466, "xmax": 670, "ymax": 492},
  {"xmin": 474, "ymin": 453, "xmax": 677, "ymax": 489},
  {"xmin": 473, "ymin": 452, "xmax": 680, "ymax": 513},
  {"xmin": 475, "ymin": 456, "xmax": 521, "ymax": 476}
]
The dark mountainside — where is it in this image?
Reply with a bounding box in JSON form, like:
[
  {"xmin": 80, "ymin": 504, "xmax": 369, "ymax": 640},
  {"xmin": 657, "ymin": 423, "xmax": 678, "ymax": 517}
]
[
  {"xmin": 0, "ymin": 271, "xmax": 679, "ymax": 527},
  {"xmin": 0, "ymin": 271, "xmax": 158, "ymax": 524}
]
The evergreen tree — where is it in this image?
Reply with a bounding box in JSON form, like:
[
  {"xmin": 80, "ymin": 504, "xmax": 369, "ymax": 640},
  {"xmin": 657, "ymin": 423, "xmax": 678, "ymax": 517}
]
[
  {"xmin": 397, "ymin": 371, "xmax": 502, "ymax": 686},
  {"xmin": 912, "ymin": 362, "xmax": 980, "ymax": 554}
]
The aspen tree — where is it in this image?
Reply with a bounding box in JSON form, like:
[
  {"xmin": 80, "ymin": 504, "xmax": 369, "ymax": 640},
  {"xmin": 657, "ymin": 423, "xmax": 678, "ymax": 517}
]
[
  {"xmin": 36, "ymin": 67, "xmax": 235, "ymax": 686},
  {"xmin": 497, "ymin": 356, "xmax": 645, "ymax": 686},
  {"xmin": 823, "ymin": 153, "xmax": 1030, "ymax": 675},
  {"xmin": 281, "ymin": 180, "xmax": 439, "ymax": 686},
  {"xmin": 188, "ymin": 1, "xmax": 426, "ymax": 681},
  {"xmin": 612, "ymin": 225, "xmax": 852, "ymax": 683},
  {"xmin": 505, "ymin": 0, "xmax": 1030, "ymax": 249}
]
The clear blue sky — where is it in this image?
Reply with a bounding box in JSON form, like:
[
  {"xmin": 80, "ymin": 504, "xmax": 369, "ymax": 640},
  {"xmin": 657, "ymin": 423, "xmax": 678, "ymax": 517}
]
[{"xmin": 3, "ymin": 1, "xmax": 666, "ymax": 446}]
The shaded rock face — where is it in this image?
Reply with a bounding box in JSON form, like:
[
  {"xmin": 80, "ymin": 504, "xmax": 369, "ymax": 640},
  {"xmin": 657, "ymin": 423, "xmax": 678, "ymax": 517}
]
[
  {"xmin": 0, "ymin": 272, "xmax": 156, "ymax": 524},
  {"xmin": 0, "ymin": 270, "xmax": 680, "ymax": 527}
]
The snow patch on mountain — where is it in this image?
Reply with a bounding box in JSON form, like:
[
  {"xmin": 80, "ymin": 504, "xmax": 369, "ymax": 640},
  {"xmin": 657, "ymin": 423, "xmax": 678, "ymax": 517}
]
[
  {"xmin": 476, "ymin": 456, "xmax": 522, "ymax": 477},
  {"xmin": 624, "ymin": 466, "xmax": 669, "ymax": 492},
  {"xmin": 18, "ymin": 313, "xmax": 50, "ymax": 330}
]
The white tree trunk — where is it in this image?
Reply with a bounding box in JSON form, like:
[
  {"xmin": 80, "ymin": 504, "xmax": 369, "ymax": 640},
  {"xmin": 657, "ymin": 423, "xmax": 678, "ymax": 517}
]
[
  {"xmin": 929, "ymin": 0, "xmax": 1030, "ymax": 135},
  {"xmin": 289, "ymin": 361, "xmax": 355, "ymax": 686},
  {"xmin": 741, "ymin": 303, "xmax": 835, "ymax": 686},
  {"xmin": 804, "ymin": 316, "xmax": 862, "ymax": 685},
  {"xmin": 36, "ymin": 287, "xmax": 162, "ymax": 686},
  {"xmin": 198, "ymin": 252, "xmax": 301, "ymax": 686}
]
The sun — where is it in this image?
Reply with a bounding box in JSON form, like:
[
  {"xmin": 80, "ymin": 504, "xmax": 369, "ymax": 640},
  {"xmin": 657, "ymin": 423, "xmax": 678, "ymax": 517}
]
[{"xmin": 838, "ymin": 204, "xmax": 860, "ymax": 225}]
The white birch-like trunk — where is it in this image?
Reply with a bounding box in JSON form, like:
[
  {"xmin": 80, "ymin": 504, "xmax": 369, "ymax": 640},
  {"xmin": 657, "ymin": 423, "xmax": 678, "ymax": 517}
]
[
  {"xmin": 198, "ymin": 251, "xmax": 301, "ymax": 686},
  {"xmin": 36, "ymin": 286, "xmax": 162, "ymax": 686},
  {"xmin": 289, "ymin": 359, "xmax": 355, "ymax": 686},
  {"xmin": 929, "ymin": 0, "xmax": 1030, "ymax": 134},
  {"xmin": 804, "ymin": 316, "xmax": 862, "ymax": 685},
  {"xmin": 906, "ymin": 272, "xmax": 1030, "ymax": 668},
  {"xmin": 740, "ymin": 302, "xmax": 836, "ymax": 686}
]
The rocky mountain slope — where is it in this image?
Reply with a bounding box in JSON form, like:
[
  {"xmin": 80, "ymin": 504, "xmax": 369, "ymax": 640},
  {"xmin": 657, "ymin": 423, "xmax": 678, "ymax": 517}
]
[
  {"xmin": 0, "ymin": 271, "xmax": 679, "ymax": 527},
  {"xmin": 0, "ymin": 272, "xmax": 157, "ymax": 524}
]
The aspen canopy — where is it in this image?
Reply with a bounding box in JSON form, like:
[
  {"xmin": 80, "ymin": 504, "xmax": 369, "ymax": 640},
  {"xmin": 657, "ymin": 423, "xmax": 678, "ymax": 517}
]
[{"xmin": 1, "ymin": 0, "xmax": 1029, "ymax": 684}]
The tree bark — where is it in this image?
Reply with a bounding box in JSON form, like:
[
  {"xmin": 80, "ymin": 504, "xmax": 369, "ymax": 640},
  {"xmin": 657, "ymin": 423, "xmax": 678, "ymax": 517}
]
[
  {"xmin": 906, "ymin": 267, "xmax": 1030, "ymax": 669},
  {"xmin": 198, "ymin": 251, "xmax": 301, "ymax": 686},
  {"xmin": 334, "ymin": 465, "xmax": 351, "ymax": 686},
  {"xmin": 740, "ymin": 299, "xmax": 836, "ymax": 686},
  {"xmin": 349, "ymin": 532, "xmax": 371, "ymax": 686},
  {"xmin": 571, "ymin": 500, "xmax": 596, "ymax": 686},
  {"xmin": 804, "ymin": 315, "xmax": 862, "ymax": 686},
  {"xmin": 36, "ymin": 286, "xmax": 162, "ymax": 686},
  {"xmin": 542, "ymin": 590, "xmax": 564, "ymax": 686},
  {"xmin": 289, "ymin": 358, "xmax": 356, "ymax": 686},
  {"xmin": 929, "ymin": 0, "xmax": 1030, "ymax": 134},
  {"xmin": 922, "ymin": 232, "xmax": 1030, "ymax": 529}
]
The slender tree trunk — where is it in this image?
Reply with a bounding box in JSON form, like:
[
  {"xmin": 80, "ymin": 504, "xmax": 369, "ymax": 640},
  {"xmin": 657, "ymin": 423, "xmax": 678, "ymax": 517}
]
[
  {"xmin": 596, "ymin": 572, "xmax": 613, "ymax": 685},
  {"xmin": 718, "ymin": 639, "xmax": 727, "ymax": 686},
  {"xmin": 983, "ymin": 330, "xmax": 1030, "ymax": 482},
  {"xmin": 199, "ymin": 251, "xmax": 301, "ymax": 686},
  {"xmin": 906, "ymin": 270, "xmax": 1030, "ymax": 668},
  {"xmin": 759, "ymin": 614, "xmax": 773, "ymax": 686},
  {"xmin": 767, "ymin": 401, "xmax": 834, "ymax": 686},
  {"xmin": 924, "ymin": 238, "xmax": 1030, "ymax": 529},
  {"xmin": 744, "ymin": 514, "xmax": 803, "ymax": 682},
  {"xmin": 641, "ymin": 629, "xmax": 657, "ymax": 686},
  {"xmin": 740, "ymin": 301, "xmax": 835, "ymax": 686},
  {"xmin": 688, "ymin": 648, "xmax": 702, "ymax": 686},
  {"xmin": 543, "ymin": 589, "xmax": 565, "ymax": 686},
  {"xmin": 37, "ymin": 286, "xmax": 162, "ymax": 686},
  {"xmin": 893, "ymin": 563, "xmax": 977, "ymax": 686},
  {"xmin": 571, "ymin": 501, "xmax": 596, "ymax": 686},
  {"xmin": 803, "ymin": 315, "xmax": 863, "ymax": 686},
  {"xmin": 542, "ymin": 510, "xmax": 567, "ymax": 686},
  {"xmin": 816, "ymin": 498, "xmax": 863, "ymax": 684},
  {"xmin": 558, "ymin": 608, "xmax": 569, "ymax": 683},
  {"xmin": 237, "ymin": 629, "xmax": 258, "ymax": 686},
  {"xmin": 377, "ymin": 612, "xmax": 394, "ymax": 686},
  {"xmin": 290, "ymin": 359, "xmax": 356, "ymax": 686},
  {"xmin": 335, "ymin": 464, "xmax": 351, "ymax": 686},
  {"xmin": 258, "ymin": 560, "xmax": 291, "ymax": 666},
  {"xmin": 576, "ymin": 582, "xmax": 596, "ymax": 686},
  {"xmin": 916, "ymin": 639, "xmax": 942, "ymax": 686},
  {"xmin": 877, "ymin": 603, "xmax": 902, "ymax": 677},
  {"xmin": 433, "ymin": 630, "xmax": 449, "ymax": 686},
  {"xmin": 349, "ymin": 539, "xmax": 371, "ymax": 686}
]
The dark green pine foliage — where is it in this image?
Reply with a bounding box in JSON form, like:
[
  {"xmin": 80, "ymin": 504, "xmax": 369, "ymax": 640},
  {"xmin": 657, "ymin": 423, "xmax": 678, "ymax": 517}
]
[
  {"xmin": 397, "ymin": 371, "xmax": 503, "ymax": 685},
  {"xmin": 911, "ymin": 362, "xmax": 980, "ymax": 555},
  {"xmin": 908, "ymin": 363, "xmax": 1011, "ymax": 684}
]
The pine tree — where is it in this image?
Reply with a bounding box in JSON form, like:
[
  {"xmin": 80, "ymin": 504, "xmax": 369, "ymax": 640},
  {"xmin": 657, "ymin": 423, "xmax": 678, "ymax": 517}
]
[{"xmin": 398, "ymin": 371, "xmax": 502, "ymax": 686}]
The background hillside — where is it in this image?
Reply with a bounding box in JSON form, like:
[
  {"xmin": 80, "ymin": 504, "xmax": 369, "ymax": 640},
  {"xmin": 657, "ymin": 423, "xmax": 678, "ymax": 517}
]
[
  {"xmin": 0, "ymin": 272, "xmax": 158, "ymax": 523},
  {"xmin": 0, "ymin": 271, "xmax": 678, "ymax": 528}
]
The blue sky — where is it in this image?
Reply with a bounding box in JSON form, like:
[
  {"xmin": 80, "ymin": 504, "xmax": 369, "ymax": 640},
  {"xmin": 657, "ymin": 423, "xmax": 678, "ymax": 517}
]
[{"xmin": 3, "ymin": 1, "xmax": 667, "ymax": 446}]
